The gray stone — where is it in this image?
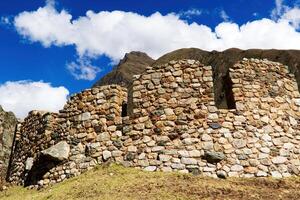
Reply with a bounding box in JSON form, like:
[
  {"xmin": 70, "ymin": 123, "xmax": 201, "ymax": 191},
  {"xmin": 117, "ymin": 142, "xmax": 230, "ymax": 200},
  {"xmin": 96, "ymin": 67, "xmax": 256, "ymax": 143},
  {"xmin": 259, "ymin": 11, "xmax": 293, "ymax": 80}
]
[
  {"xmin": 232, "ymin": 139, "xmax": 247, "ymax": 148},
  {"xmin": 271, "ymin": 171, "xmax": 282, "ymax": 178},
  {"xmin": 217, "ymin": 171, "xmax": 227, "ymax": 179},
  {"xmin": 41, "ymin": 141, "xmax": 70, "ymax": 161},
  {"xmin": 256, "ymin": 171, "xmax": 268, "ymax": 177},
  {"xmin": 159, "ymin": 154, "xmax": 171, "ymax": 162},
  {"xmin": 272, "ymin": 156, "xmax": 287, "ymax": 164},
  {"xmin": 188, "ymin": 150, "xmax": 201, "ymax": 158},
  {"xmin": 103, "ymin": 150, "xmax": 112, "ymax": 161},
  {"xmin": 171, "ymin": 163, "xmax": 185, "ymax": 170},
  {"xmin": 231, "ymin": 165, "xmax": 244, "ymax": 172},
  {"xmin": 81, "ymin": 112, "xmax": 91, "ymax": 121},
  {"xmin": 144, "ymin": 166, "xmax": 157, "ymax": 172},
  {"xmin": 209, "ymin": 123, "xmax": 221, "ymax": 129},
  {"xmin": 25, "ymin": 157, "xmax": 34, "ymax": 171},
  {"xmin": 201, "ymin": 134, "xmax": 212, "ymax": 141},
  {"xmin": 181, "ymin": 157, "xmax": 197, "ymax": 165},
  {"xmin": 208, "ymin": 113, "xmax": 218, "ymax": 121},
  {"xmin": 205, "ymin": 151, "xmax": 226, "ymax": 164}
]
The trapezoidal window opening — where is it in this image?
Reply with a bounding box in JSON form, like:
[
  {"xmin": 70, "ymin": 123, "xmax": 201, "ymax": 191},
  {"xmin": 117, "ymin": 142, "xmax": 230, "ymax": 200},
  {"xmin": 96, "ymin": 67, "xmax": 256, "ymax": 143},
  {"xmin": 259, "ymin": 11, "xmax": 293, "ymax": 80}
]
[
  {"xmin": 224, "ymin": 73, "xmax": 236, "ymax": 109},
  {"xmin": 121, "ymin": 102, "xmax": 128, "ymax": 117}
]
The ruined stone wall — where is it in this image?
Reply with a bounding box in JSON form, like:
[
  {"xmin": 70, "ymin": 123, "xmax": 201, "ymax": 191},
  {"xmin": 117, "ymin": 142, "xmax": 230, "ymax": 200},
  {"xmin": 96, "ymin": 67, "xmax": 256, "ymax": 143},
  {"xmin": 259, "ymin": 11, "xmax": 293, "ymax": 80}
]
[
  {"xmin": 7, "ymin": 111, "xmax": 59, "ymax": 184},
  {"xmin": 7, "ymin": 58, "xmax": 300, "ymax": 188},
  {"xmin": 8, "ymin": 85, "xmax": 127, "ymax": 186},
  {"xmin": 0, "ymin": 106, "xmax": 17, "ymax": 182}
]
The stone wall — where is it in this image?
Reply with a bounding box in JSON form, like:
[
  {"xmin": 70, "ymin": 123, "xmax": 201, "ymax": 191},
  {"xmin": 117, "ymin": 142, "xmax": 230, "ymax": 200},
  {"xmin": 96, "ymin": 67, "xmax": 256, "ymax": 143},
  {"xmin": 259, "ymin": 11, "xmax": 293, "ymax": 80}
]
[
  {"xmin": 7, "ymin": 58, "xmax": 300, "ymax": 187},
  {"xmin": 0, "ymin": 106, "xmax": 17, "ymax": 182},
  {"xmin": 8, "ymin": 85, "xmax": 127, "ymax": 186}
]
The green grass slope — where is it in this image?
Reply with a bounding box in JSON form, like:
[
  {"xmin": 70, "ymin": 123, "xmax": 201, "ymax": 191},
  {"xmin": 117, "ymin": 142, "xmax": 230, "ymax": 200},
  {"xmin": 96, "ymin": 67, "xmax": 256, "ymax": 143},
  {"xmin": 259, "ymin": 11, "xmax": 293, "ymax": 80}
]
[{"xmin": 1, "ymin": 165, "xmax": 300, "ymax": 200}]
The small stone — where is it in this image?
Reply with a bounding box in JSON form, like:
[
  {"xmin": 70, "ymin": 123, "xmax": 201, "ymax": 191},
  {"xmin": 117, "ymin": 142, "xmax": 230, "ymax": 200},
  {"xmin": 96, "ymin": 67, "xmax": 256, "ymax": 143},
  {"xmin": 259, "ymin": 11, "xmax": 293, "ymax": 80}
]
[
  {"xmin": 260, "ymin": 147, "xmax": 270, "ymax": 154},
  {"xmin": 128, "ymin": 146, "xmax": 137, "ymax": 152},
  {"xmin": 188, "ymin": 150, "xmax": 201, "ymax": 158},
  {"xmin": 81, "ymin": 112, "xmax": 91, "ymax": 121},
  {"xmin": 144, "ymin": 166, "xmax": 157, "ymax": 172},
  {"xmin": 202, "ymin": 142, "xmax": 214, "ymax": 150},
  {"xmin": 231, "ymin": 165, "xmax": 244, "ymax": 172},
  {"xmin": 261, "ymin": 116, "xmax": 269, "ymax": 124},
  {"xmin": 171, "ymin": 163, "xmax": 185, "ymax": 169},
  {"xmin": 256, "ymin": 171, "xmax": 268, "ymax": 177},
  {"xmin": 25, "ymin": 157, "xmax": 34, "ymax": 171},
  {"xmin": 271, "ymin": 171, "xmax": 282, "ymax": 178},
  {"xmin": 272, "ymin": 156, "xmax": 287, "ymax": 164},
  {"xmin": 208, "ymin": 113, "xmax": 218, "ymax": 121},
  {"xmin": 261, "ymin": 134, "xmax": 272, "ymax": 142},
  {"xmin": 164, "ymin": 108, "xmax": 174, "ymax": 115},
  {"xmin": 178, "ymin": 150, "xmax": 189, "ymax": 157},
  {"xmin": 181, "ymin": 157, "xmax": 198, "ymax": 165},
  {"xmin": 217, "ymin": 171, "xmax": 227, "ymax": 179},
  {"xmin": 201, "ymin": 134, "xmax": 212, "ymax": 141},
  {"xmin": 159, "ymin": 154, "xmax": 171, "ymax": 162},
  {"xmin": 209, "ymin": 123, "xmax": 221, "ymax": 129},
  {"xmin": 232, "ymin": 139, "xmax": 247, "ymax": 149},
  {"xmin": 203, "ymin": 151, "xmax": 225, "ymax": 163},
  {"xmin": 103, "ymin": 150, "xmax": 112, "ymax": 161}
]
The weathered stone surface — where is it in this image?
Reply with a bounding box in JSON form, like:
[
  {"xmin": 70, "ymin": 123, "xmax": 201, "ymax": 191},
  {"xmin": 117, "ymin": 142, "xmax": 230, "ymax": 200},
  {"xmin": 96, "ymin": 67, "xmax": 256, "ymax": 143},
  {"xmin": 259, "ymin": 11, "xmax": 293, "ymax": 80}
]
[
  {"xmin": 203, "ymin": 151, "xmax": 225, "ymax": 164},
  {"xmin": 41, "ymin": 141, "xmax": 70, "ymax": 161}
]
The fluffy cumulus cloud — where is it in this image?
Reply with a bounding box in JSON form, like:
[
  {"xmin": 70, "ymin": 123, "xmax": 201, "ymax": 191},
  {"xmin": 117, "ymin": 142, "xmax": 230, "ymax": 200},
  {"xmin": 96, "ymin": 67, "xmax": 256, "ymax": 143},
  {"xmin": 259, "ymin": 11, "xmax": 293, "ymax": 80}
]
[
  {"xmin": 12, "ymin": 0, "xmax": 300, "ymax": 78},
  {"xmin": 66, "ymin": 58, "xmax": 101, "ymax": 81},
  {"xmin": 272, "ymin": 0, "xmax": 300, "ymax": 29},
  {"xmin": 0, "ymin": 81, "xmax": 69, "ymax": 118}
]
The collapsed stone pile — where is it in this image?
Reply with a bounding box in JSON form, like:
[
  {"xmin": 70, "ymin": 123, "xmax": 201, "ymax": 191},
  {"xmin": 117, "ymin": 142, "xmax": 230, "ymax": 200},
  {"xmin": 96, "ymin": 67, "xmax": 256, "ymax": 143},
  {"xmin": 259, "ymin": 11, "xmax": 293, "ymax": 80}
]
[{"xmin": 6, "ymin": 58, "xmax": 300, "ymax": 187}]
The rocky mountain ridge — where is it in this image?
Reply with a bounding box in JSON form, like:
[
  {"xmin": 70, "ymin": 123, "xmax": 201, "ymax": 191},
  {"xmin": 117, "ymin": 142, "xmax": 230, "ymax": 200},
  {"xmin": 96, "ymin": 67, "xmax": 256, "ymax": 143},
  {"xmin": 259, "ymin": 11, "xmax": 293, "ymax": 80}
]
[{"xmin": 93, "ymin": 51, "xmax": 155, "ymax": 88}]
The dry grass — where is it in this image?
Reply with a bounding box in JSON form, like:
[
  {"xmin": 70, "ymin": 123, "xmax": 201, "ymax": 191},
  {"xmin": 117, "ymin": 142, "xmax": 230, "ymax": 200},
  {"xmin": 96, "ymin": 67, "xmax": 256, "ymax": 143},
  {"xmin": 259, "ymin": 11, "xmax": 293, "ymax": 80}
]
[{"xmin": 1, "ymin": 165, "xmax": 300, "ymax": 200}]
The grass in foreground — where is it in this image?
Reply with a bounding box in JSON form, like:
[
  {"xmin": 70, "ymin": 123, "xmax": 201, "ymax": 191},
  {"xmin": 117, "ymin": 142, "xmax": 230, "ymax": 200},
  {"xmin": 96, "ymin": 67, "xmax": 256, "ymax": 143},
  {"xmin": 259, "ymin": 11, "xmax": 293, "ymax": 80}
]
[{"xmin": 1, "ymin": 164, "xmax": 300, "ymax": 200}]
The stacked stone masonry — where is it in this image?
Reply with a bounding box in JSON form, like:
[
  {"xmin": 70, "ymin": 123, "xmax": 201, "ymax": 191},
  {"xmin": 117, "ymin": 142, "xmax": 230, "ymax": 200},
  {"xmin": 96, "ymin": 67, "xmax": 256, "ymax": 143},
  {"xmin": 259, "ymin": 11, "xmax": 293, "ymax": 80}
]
[
  {"xmin": 7, "ymin": 58, "xmax": 300, "ymax": 187},
  {"xmin": 0, "ymin": 107, "xmax": 17, "ymax": 181}
]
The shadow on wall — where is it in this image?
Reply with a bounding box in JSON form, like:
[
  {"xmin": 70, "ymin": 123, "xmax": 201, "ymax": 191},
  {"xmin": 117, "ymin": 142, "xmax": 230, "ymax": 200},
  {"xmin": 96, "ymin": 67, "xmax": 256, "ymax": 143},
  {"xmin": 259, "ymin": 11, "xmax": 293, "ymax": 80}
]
[{"xmin": 24, "ymin": 155, "xmax": 60, "ymax": 187}]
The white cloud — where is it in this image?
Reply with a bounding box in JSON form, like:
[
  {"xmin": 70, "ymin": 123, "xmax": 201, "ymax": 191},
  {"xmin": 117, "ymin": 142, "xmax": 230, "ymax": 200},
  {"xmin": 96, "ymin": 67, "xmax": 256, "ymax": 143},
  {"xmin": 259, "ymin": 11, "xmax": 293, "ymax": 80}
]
[
  {"xmin": 220, "ymin": 10, "xmax": 230, "ymax": 21},
  {"xmin": 271, "ymin": 0, "xmax": 300, "ymax": 29},
  {"xmin": 281, "ymin": 7, "xmax": 300, "ymax": 29},
  {"xmin": 0, "ymin": 17, "xmax": 11, "ymax": 25},
  {"xmin": 67, "ymin": 58, "xmax": 101, "ymax": 80},
  {"xmin": 0, "ymin": 81, "xmax": 69, "ymax": 118},
  {"xmin": 11, "ymin": 1, "xmax": 300, "ymax": 69},
  {"xmin": 272, "ymin": 0, "xmax": 285, "ymax": 18},
  {"xmin": 179, "ymin": 8, "xmax": 203, "ymax": 19}
]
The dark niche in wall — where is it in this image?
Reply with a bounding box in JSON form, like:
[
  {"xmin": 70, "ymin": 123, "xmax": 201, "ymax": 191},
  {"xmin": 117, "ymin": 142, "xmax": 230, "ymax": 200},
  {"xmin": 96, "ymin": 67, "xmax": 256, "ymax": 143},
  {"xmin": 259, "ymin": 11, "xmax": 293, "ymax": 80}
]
[
  {"xmin": 223, "ymin": 73, "xmax": 236, "ymax": 109},
  {"xmin": 24, "ymin": 155, "xmax": 60, "ymax": 187},
  {"xmin": 122, "ymin": 102, "xmax": 128, "ymax": 117}
]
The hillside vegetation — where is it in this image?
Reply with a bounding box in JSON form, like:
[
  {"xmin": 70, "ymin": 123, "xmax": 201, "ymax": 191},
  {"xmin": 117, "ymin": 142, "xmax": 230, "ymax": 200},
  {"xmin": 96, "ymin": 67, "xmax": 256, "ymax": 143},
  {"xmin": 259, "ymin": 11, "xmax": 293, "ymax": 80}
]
[{"xmin": 1, "ymin": 164, "xmax": 300, "ymax": 200}]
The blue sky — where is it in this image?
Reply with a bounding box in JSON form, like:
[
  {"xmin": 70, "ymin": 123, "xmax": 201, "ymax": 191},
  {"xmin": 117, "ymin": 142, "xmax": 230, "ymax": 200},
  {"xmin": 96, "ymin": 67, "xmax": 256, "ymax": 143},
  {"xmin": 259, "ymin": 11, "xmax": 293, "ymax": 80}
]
[{"xmin": 0, "ymin": 0, "xmax": 300, "ymax": 118}]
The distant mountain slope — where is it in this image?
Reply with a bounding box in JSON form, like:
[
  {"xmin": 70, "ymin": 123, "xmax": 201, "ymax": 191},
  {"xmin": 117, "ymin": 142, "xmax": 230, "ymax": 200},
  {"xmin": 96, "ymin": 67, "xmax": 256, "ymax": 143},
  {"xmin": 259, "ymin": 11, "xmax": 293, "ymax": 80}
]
[
  {"xmin": 94, "ymin": 48, "xmax": 300, "ymax": 108},
  {"xmin": 93, "ymin": 51, "xmax": 155, "ymax": 88}
]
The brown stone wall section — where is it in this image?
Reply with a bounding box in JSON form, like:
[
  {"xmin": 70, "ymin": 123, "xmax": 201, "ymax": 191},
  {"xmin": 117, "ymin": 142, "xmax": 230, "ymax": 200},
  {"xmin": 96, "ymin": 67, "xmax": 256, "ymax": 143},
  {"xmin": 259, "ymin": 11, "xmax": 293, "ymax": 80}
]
[
  {"xmin": 30, "ymin": 85, "xmax": 126, "ymax": 186},
  {"xmin": 8, "ymin": 111, "xmax": 59, "ymax": 184}
]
